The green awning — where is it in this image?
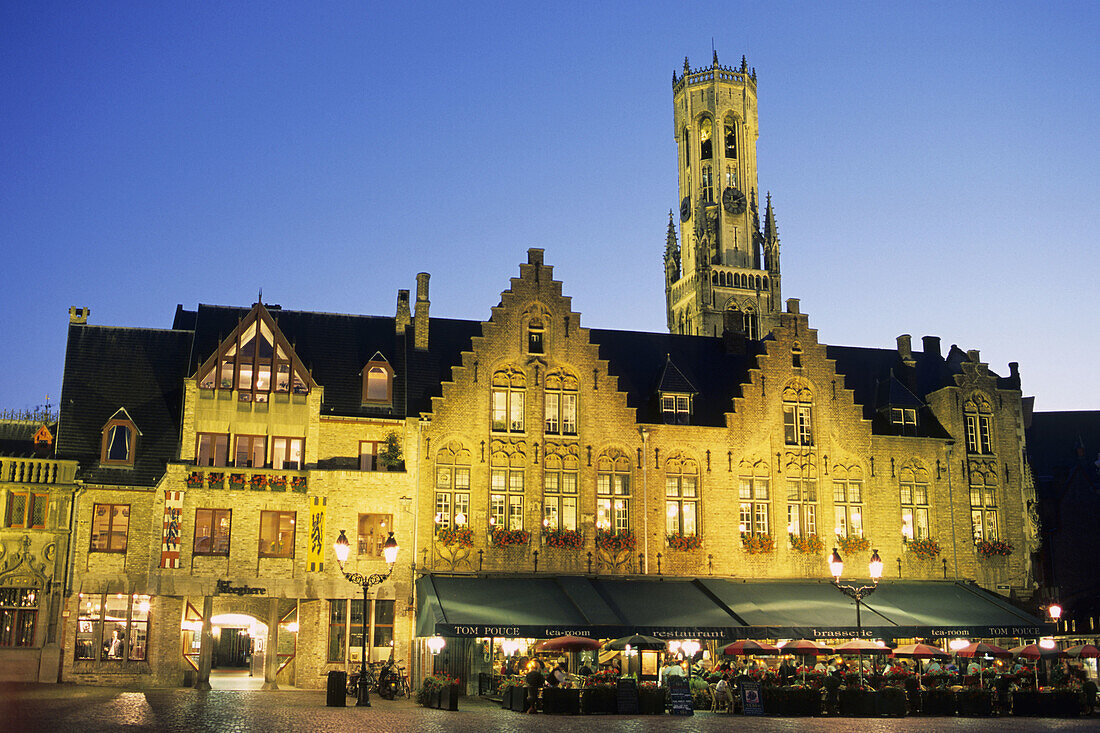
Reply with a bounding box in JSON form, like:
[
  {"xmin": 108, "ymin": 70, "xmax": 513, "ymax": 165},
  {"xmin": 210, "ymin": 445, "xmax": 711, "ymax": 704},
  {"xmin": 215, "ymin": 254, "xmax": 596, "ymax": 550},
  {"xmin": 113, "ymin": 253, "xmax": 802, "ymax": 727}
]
[{"xmin": 416, "ymin": 575, "xmax": 1052, "ymax": 640}]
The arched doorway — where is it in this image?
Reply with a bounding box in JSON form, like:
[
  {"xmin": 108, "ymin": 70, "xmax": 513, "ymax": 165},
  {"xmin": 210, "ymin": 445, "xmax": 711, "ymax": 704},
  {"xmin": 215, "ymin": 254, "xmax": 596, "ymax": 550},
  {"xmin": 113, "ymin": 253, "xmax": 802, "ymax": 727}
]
[{"xmin": 208, "ymin": 613, "xmax": 266, "ymax": 690}]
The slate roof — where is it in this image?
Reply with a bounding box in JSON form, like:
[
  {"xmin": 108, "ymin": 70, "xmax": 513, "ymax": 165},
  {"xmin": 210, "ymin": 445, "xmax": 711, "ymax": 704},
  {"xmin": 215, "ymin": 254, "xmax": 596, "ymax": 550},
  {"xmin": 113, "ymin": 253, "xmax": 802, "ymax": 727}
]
[
  {"xmin": 0, "ymin": 421, "xmax": 53, "ymax": 457},
  {"xmin": 1027, "ymin": 411, "xmax": 1100, "ymax": 484},
  {"xmin": 58, "ymin": 300, "xmax": 1014, "ymax": 485},
  {"xmin": 57, "ymin": 325, "xmax": 194, "ymax": 486}
]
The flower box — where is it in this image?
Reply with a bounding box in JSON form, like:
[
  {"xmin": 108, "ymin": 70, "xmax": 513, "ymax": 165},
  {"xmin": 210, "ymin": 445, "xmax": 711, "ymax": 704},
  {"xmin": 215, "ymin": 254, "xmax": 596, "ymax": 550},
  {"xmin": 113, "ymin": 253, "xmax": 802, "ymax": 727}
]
[
  {"xmin": 490, "ymin": 527, "xmax": 530, "ymax": 548},
  {"xmin": 290, "ymin": 475, "xmax": 307, "ymax": 493},
  {"xmin": 838, "ymin": 689, "xmax": 877, "ymax": 716},
  {"xmin": 667, "ymin": 532, "xmax": 701, "ymax": 550},
  {"xmin": 837, "ymin": 535, "xmax": 870, "ymax": 554},
  {"xmin": 249, "ymin": 474, "xmax": 268, "ymax": 491},
  {"xmin": 638, "ymin": 684, "xmax": 667, "ymax": 715},
  {"xmin": 976, "ymin": 539, "xmax": 1013, "ymax": 558},
  {"xmin": 501, "ymin": 684, "xmax": 528, "ymax": 711},
  {"xmin": 186, "ymin": 471, "xmax": 205, "ymax": 488},
  {"xmin": 269, "ymin": 475, "xmax": 287, "ymax": 492},
  {"xmin": 788, "ymin": 533, "xmax": 824, "ymax": 554},
  {"xmin": 906, "ymin": 537, "xmax": 941, "ymax": 559},
  {"xmin": 417, "ymin": 676, "xmax": 460, "ymax": 710},
  {"xmin": 436, "ymin": 526, "xmax": 474, "ymax": 547},
  {"xmin": 228, "ymin": 473, "xmax": 246, "ymax": 490},
  {"xmin": 207, "ymin": 473, "xmax": 224, "ymax": 490},
  {"xmin": 741, "ymin": 532, "xmax": 775, "ymax": 554},
  {"xmin": 876, "ymin": 686, "xmax": 907, "ymax": 717},
  {"xmin": 543, "ymin": 528, "xmax": 585, "ymax": 549},
  {"xmin": 595, "ymin": 529, "xmax": 635, "ymax": 552}
]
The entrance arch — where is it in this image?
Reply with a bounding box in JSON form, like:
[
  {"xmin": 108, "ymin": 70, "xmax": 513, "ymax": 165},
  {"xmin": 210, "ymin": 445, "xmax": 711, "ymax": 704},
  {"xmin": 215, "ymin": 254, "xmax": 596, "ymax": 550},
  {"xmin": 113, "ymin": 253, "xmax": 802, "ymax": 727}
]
[{"xmin": 208, "ymin": 613, "xmax": 267, "ymax": 690}]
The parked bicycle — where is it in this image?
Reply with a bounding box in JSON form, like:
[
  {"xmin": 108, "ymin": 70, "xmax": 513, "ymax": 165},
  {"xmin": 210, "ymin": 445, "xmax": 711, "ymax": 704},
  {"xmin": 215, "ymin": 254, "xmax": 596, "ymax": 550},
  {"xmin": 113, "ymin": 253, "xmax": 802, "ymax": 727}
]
[{"xmin": 346, "ymin": 663, "xmax": 381, "ymax": 697}]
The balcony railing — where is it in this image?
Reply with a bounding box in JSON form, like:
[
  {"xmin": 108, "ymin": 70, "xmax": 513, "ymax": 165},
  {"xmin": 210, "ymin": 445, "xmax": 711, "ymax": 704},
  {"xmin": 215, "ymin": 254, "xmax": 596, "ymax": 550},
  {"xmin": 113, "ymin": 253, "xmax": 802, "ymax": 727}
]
[{"xmin": 0, "ymin": 456, "xmax": 76, "ymax": 485}]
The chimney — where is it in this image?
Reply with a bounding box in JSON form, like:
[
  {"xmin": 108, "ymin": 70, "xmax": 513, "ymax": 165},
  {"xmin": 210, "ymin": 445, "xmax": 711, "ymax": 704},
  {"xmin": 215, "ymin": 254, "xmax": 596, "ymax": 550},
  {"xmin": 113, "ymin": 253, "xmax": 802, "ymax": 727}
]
[
  {"xmin": 896, "ymin": 334, "xmax": 915, "ymax": 366},
  {"xmin": 414, "ymin": 273, "xmax": 430, "ymax": 350},
  {"xmin": 967, "ymin": 349, "xmax": 981, "ymax": 364},
  {"xmin": 395, "ymin": 290, "xmax": 410, "ymax": 334},
  {"xmin": 922, "ymin": 336, "xmax": 941, "ymax": 358},
  {"xmin": 528, "ymin": 248, "xmax": 544, "ymax": 266},
  {"xmin": 69, "ymin": 306, "xmax": 89, "ymax": 325},
  {"xmin": 785, "ymin": 298, "xmax": 800, "ymax": 314}
]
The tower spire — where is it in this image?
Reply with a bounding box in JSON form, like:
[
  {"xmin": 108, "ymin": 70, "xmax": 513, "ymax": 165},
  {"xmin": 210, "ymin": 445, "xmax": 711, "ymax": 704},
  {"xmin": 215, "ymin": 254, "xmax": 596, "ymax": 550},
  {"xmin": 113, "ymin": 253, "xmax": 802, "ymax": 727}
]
[{"xmin": 764, "ymin": 192, "xmax": 777, "ymax": 243}]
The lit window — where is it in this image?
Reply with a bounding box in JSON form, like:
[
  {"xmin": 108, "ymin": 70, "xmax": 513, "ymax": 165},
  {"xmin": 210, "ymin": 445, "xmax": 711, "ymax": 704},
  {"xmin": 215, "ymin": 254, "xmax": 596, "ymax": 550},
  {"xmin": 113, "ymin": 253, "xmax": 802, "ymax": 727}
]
[
  {"xmin": 362, "ymin": 357, "xmax": 393, "ymax": 405},
  {"xmin": 665, "ymin": 456, "xmax": 699, "ymax": 537},
  {"xmin": 490, "ymin": 466, "xmax": 524, "ymax": 531},
  {"xmin": 724, "ymin": 120, "xmax": 737, "ymax": 159},
  {"xmin": 193, "ymin": 509, "xmax": 231, "ymax": 556},
  {"xmin": 543, "ymin": 453, "xmax": 578, "ymax": 532},
  {"xmin": 892, "ymin": 408, "xmax": 918, "ymax": 436},
  {"xmin": 491, "ymin": 368, "xmax": 526, "ymax": 433},
  {"xmin": 357, "ymin": 513, "xmax": 393, "ymax": 556},
  {"xmin": 661, "ymin": 394, "xmax": 691, "ymax": 425},
  {"xmin": 75, "ymin": 593, "xmax": 150, "ymax": 661},
  {"xmin": 596, "ymin": 452, "xmax": 631, "ymax": 533},
  {"xmin": 90, "ymin": 503, "xmax": 129, "ymax": 552},
  {"xmin": 258, "ymin": 511, "xmax": 295, "ymax": 558},
  {"xmin": 196, "ymin": 314, "xmax": 310, "ymax": 397},
  {"xmin": 783, "ymin": 405, "xmax": 813, "ymax": 446},
  {"xmin": 832, "ymin": 466, "xmax": 864, "ymax": 540},
  {"xmin": 434, "ymin": 443, "xmax": 471, "ymax": 529},
  {"xmin": 900, "ymin": 465, "xmax": 930, "ymax": 541},
  {"xmin": 738, "ymin": 474, "xmax": 770, "ymax": 536},
  {"xmin": 544, "ymin": 369, "xmax": 578, "ymax": 436},
  {"xmin": 786, "ymin": 477, "xmax": 817, "ymax": 539},
  {"xmin": 195, "ymin": 433, "xmax": 229, "ymax": 467},
  {"xmin": 0, "ymin": 588, "xmax": 39, "ymax": 648},
  {"xmin": 702, "ymin": 165, "xmax": 714, "ymax": 202},
  {"xmin": 327, "ymin": 601, "xmax": 346, "ymax": 663},
  {"xmin": 234, "ymin": 435, "xmax": 267, "ymax": 468},
  {"xmin": 359, "ymin": 441, "xmax": 380, "ymax": 471},
  {"xmin": 970, "ymin": 471, "xmax": 998, "ymax": 542},
  {"xmin": 271, "ymin": 437, "xmax": 303, "ymax": 470},
  {"xmin": 5, "ymin": 491, "xmax": 47, "ymax": 529},
  {"xmin": 699, "ymin": 117, "xmax": 713, "ymax": 160},
  {"xmin": 964, "ymin": 397, "xmax": 993, "ymax": 454}
]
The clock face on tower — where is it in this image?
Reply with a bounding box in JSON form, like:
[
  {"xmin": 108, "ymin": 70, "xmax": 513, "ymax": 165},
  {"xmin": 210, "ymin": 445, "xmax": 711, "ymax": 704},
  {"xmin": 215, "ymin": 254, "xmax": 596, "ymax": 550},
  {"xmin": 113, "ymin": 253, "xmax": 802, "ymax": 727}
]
[
  {"xmin": 680, "ymin": 197, "xmax": 691, "ymax": 222},
  {"xmin": 722, "ymin": 187, "xmax": 747, "ymax": 215}
]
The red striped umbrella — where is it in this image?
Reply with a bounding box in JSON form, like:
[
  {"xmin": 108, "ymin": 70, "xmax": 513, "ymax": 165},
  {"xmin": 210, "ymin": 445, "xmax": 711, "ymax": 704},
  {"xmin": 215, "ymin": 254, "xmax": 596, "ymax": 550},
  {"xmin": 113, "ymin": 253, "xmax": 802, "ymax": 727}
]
[
  {"xmin": 722, "ymin": 639, "xmax": 780, "ymax": 655},
  {"xmin": 890, "ymin": 643, "xmax": 949, "ymax": 659},
  {"xmin": 1064, "ymin": 644, "xmax": 1100, "ymax": 659},
  {"xmin": 1009, "ymin": 643, "xmax": 1064, "ymax": 660},
  {"xmin": 780, "ymin": 639, "xmax": 830, "ymax": 656},
  {"xmin": 834, "ymin": 639, "xmax": 889, "ymax": 655},
  {"xmin": 954, "ymin": 642, "xmax": 1011, "ymax": 658},
  {"xmin": 537, "ymin": 635, "xmax": 602, "ymax": 652}
]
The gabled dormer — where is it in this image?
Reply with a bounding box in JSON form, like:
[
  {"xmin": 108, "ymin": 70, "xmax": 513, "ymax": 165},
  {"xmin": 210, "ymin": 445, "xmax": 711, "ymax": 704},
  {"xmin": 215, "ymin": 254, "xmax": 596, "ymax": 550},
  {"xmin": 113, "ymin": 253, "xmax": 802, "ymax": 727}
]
[
  {"xmin": 100, "ymin": 407, "xmax": 140, "ymax": 467},
  {"xmin": 657, "ymin": 355, "xmax": 698, "ymax": 425},
  {"xmin": 361, "ymin": 351, "xmax": 394, "ymax": 407},
  {"xmin": 194, "ymin": 303, "xmax": 317, "ymax": 402},
  {"xmin": 875, "ymin": 370, "xmax": 923, "ymax": 437}
]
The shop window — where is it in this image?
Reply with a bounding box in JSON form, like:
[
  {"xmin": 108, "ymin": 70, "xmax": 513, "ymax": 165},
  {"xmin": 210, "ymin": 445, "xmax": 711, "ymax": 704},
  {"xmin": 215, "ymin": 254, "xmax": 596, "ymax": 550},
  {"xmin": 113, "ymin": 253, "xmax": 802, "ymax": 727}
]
[
  {"xmin": 357, "ymin": 513, "xmax": 393, "ymax": 556},
  {"xmin": 338, "ymin": 598, "xmax": 396, "ymax": 662},
  {"xmin": 193, "ymin": 508, "xmax": 231, "ymax": 556},
  {"xmin": 90, "ymin": 503, "xmax": 129, "ymax": 552},
  {"xmin": 373, "ymin": 600, "xmax": 394, "ymax": 648},
  {"xmin": 786, "ymin": 477, "xmax": 817, "ymax": 539},
  {"xmin": 491, "ymin": 368, "xmax": 526, "ymax": 433},
  {"xmin": 75, "ymin": 593, "xmax": 150, "ymax": 661},
  {"xmin": 195, "ymin": 433, "xmax": 229, "ymax": 467},
  {"xmin": 6, "ymin": 491, "xmax": 47, "ymax": 529},
  {"xmin": 542, "ymin": 453, "xmax": 578, "ymax": 532},
  {"xmin": 489, "ymin": 467, "xmax": 524, "ymax": 531},
  {"xmin": 596, "ymin": 451, "xmax": 631, "ymax": 533},
  {"xmin": 362, "ymin": 357, "xmax": 393, "ymax": 405},
  {"xmin": 738, "ymin": 475, "xmax": 770, "ymax": 536},
  {"xmin": 544, "ymin": 369, "xmax": 578, "ymax": 436},
  {"xmin": 434, "ymin": 443, "xmax": 472, "ymax": 529},
  {"xmin": 833, "ymin": 467, "xmax": 864, "ymax": 540},
  {"xmin": 100, "ymin": 411, "xmax": 138, "ymax": 466},
  {"xmin": 258, "ymin": 511, "xmax": 295, "ymax": 558},
  {"xmin": 0, "ymin": 588, "xmax": 39, "ymax": 647},
  {"xmin": 234, "ymin": 435, "xmax": 267, "ymax": 468},
  {"xmin": 900, "ymin": 465, "xmax": 930, "ymax": 541},
  {"xmin": 661, "ymin": 393, "xmax": 691, "ymax": 424},
  {"xmin": 665, "ymin": 456, "xmax": 699, "ymax": 537},
  {"xmin": 271, "ymin": 437, "xmax": 303, "ymax": 470}
]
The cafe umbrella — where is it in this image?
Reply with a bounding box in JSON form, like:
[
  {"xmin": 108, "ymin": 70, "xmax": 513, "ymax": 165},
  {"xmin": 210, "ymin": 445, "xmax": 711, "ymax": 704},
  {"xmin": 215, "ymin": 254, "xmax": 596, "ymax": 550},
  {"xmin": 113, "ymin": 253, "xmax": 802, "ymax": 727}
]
[
  {"xmin": 956, "ymin": 641, "xmax": 1012, "ymax": 689},
  {"xmin": 889, "ymin": 643, "xmax": 950, "ymax": 683},
  {"xmin": 537, "ymin": 635, "xmax": 603, "ymax": 652},
  {"xmin": 779, "ymin": 639, "xmax": 830, "ymax": 685},
  {"xmin": 1009, "ymin": 643, "xmax": 1065, "ymax": 689},
  {"xmin": 833, "ymin": 639, "xmax": 890, "ymax": 687},
  {"xmin": 1063, "ymin": 644, "xmax": 1100, "ymax": 659},
  {"xmin": 722, "ymin": 639, "xmax": 781, "ymax": 656}
]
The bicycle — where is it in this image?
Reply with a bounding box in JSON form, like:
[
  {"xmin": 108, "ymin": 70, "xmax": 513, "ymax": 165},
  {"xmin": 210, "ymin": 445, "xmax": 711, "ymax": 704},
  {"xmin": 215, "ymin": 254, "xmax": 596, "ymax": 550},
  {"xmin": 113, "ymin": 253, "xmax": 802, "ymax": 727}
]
[
  {"xmin": 395, "ymin": 664, "xmax": 411, "ymax": 699},
  {"xmin": 346, "ymin": 664, "xmax": 380, "ymax": 697}
]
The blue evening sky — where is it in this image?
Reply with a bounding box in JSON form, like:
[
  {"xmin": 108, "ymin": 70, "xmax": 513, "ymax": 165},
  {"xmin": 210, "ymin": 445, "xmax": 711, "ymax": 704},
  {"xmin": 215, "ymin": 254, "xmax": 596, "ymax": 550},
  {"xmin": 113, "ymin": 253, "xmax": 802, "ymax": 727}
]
[{"xmin": 2, "ymin": 2, "xmax": 1097, "ymax": 413}]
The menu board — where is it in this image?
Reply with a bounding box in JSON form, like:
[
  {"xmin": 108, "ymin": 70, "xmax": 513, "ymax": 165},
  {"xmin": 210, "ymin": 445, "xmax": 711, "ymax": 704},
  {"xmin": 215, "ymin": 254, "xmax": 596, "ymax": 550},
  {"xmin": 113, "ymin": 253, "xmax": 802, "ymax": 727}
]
[
  {"xmin": 616, "ymin": 677, "xmax": 639, "ymax": 714},
  {"xmin": 741, "ymin": 680, "xmax": 764, "ymax": 716},
  {"xmin": 668, "ymin": 675, "xmax": 693, "ymax": 716}
]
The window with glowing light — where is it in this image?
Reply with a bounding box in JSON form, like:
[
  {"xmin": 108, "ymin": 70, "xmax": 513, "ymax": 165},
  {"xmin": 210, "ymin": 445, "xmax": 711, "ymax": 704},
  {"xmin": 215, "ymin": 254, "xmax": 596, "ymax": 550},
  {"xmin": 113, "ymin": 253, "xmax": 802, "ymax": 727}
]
[
  {"xmin": 964, "ymin": 396, "xmax": 994, "ymax": 454},
  {"xmin": 357, "ymin": 513, "xmax": 393, "ymax": 556},
  {"xmin": 832, "ymin": 466, "xmax": 864, "ymax": 539},
  {"xmin": 434, "ymin": 442, "xmax": 471, "ymax": 529},
  {"xmin": 969, "ymin": 469, "xmax": 999, "ymax": 542},
  {"xmin": 0, "ymin": 587, "xmax": 39, "ymax": 647},
  {"xmin": 491, "ymin": 368, "xmax": 526, "ymax": 433},
  {"xmin": 75, "ymin": 593, "xmax": 150, "ymax": 661},
  {"xmin": 596, "ymin": 452, "xmax": 631, "ymax": 533},
  {"xmin": 699, "ymin": 117, "xmax": 713, "ymax": 160},
  {"xmin": 90, "ymin": 503, "xmax": 129, "ymax": 552},
  {"xmin": 193, "ymin": 508, "xmax": 231, "ymax": 556},
  {"xmin": 5, "ymin": 491, "xmax": 47, "ymax": 529},
  {"xmin": 489, "ymin": 465, "xmax": 524, "ymax": 531},
  {"xmin": 665, "ymin": 455, "xmax": 699, "ymax": 537},
  {"xmin": 543, "ymin": 452, "xmax": 578, "ymax": 531},
  {"xmin": 544, "ymin": 369, "xmax": 578, "ymax": 436},
  {"xmin": 196, "ymin": 316, "xmax": 311, "ymax": 399},
  {"xmin": 738, "ymin": 474, "xmax": 770, "ymax": 536},
  {"xmin": 786, "ymin": 475, "xmax": 818, "ymax": 539},
  {"xmin": 258, "ymin": 511, "xmax": 295, "ymax": 558},
  {"xmin": 900, "ymin": 464, "xmax": 930, "ymax": 541}
]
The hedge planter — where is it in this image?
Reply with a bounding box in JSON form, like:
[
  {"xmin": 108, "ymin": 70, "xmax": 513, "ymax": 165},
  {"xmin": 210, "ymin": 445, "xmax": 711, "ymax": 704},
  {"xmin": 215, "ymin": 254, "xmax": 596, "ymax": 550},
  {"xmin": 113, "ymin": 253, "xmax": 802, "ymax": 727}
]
[
  {"xmin": 501, "ymin": 685, "xmax": 527, "ymax": 711},
  {"xmin": 763, "ymin": 686, "xmax": 822, "ymax": 716},
  {"xmin": 920, "ymin": 688, "xmax": 956, "ymax": 715},
  {"xmin": 542, "ymin": 687, "xmax": 580, "ymax": 714},
  {"xmin": 581, "ymin": 686, "xmax": 617, "ymax": 714},
  {"xmin": 1012, "ymin": 690, "xmax": 1082, "ymax": 717},
  {"xmin": 839, "ymin": 689, "xmax": 877, "ymax": 716},
  {"xmin": 423, "ymin": 683, "xmax": 460, "ymax": 711},
  {"xmin": 638, "ymin": 686, "xmax": 668, "ymax": 715},
  {"xmin": 955, "ymin": 688, "xmax": 993, "ymax": 716},
  {"xmin": 875, "ymin": 686, "xmax": 907, "ymax": 717}
]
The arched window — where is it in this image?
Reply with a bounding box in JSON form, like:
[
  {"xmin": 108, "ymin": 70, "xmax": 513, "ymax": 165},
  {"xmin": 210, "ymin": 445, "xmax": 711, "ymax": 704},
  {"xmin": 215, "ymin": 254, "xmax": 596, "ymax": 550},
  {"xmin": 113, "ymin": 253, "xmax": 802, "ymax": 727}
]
[
  {"xmin": 782, "ymin": 384, "xmax": 813, "ymax": 446},
  {"xmin": 665, "ymin": 454, "xmax": 699, "ymax": 538},
  {"xmin": 963, "ymin": 396, "xmax": 993, "ymax": 454},
  {"xmin": 543, "ymin": 450, "xmax": 579, "ymax": 532},
  {"xmin": 491, "ymin": 368, "xmax": 526, "ymax": 433},
  {"xmin": 791, "ymin": 342, "xmax": 803, "ymax": 369},
  {"xmin": 900, "ymin": 462, "xmax": 931, "ymax": 541},
  {"xmin": 699, "ymin": 118, "xmax": 713, "ymax": 160},
  {"xmin": 100, "ymin": 409, "xmax": 138, "ymax": 466},
  {"xmin": 833, "ymin": 465, "xmax": 864, "ymax": 540},
  {"xmin": 762, "ymin": 276, "xmax": 769, "ymax": 290},
  {"xmin": 544, "ymin": 369, "xmax": 578, "ymax": 436},
  {"xmin": 434, "ymin": 442, "xmax": 471, "ymax": 530},
  {"xmin": 682, "ymin": 129, "xmax": 690, "ymax": 169},
  {"xmin": 724, "ymin": 118, "xmax": 737, "ymax": 158},
  {"xmin": 711, "ymin": 272, "xmax": 718, "ymax": 285},
  {"xmin": 596, "ymin": 450, "xmax": 631, "ymax": 533},
  {"xmin": 738, "ymin": 460, "xmax": 770, "ymax": 537}
]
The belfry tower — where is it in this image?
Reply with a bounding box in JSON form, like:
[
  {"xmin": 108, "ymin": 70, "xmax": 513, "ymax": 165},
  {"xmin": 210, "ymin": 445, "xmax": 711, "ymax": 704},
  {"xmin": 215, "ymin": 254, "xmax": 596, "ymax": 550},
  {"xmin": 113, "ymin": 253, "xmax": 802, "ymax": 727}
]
[{"xmin": 664, "ymin": 52, "xmax": 781, "ymax": 338}]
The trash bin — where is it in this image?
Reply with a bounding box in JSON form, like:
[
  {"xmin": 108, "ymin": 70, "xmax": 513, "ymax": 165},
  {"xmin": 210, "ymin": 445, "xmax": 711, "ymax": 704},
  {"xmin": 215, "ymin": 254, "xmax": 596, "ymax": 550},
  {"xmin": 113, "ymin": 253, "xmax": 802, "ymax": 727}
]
[{"xmin": 327, "ymin": 670, "xmax": 347, "ymax": 707}]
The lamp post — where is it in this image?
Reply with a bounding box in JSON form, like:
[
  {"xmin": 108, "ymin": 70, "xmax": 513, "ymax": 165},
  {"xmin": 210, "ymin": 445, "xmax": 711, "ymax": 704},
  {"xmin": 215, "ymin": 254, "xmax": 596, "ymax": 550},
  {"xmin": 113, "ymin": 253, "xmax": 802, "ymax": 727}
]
[
  {"xmin": 829, "ymin": 547, "xmax": 883, "ymax": 637},
  {"xmin": 334, "ymin": 529, "xmax": 398, "ymax": 707}
]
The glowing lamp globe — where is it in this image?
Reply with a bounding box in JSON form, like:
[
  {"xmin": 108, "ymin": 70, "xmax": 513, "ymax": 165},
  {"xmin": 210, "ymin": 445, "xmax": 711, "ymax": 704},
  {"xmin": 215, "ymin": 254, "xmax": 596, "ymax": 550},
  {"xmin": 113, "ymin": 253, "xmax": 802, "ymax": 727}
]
[
  {"xmin": 427, "ymin": 636, "xmax": 446, "ymax": 655},
  {"xmin": 333, "ymin": 529, "xmax": 351, "ymax": 566},
  {"xmin": 382, "ymin": 532, "xmax": 399, "ymax": 565},
  {"xmin": 829, "ymin": 549, "xmax": 844, "ymax": 580},
  {"xmin": 869, "ymin": 549, "xmax": 884, "ymax": 580},
  {"xmin": 1048, "ymin": 603, "xmax": 1062, "ymax": 620}
]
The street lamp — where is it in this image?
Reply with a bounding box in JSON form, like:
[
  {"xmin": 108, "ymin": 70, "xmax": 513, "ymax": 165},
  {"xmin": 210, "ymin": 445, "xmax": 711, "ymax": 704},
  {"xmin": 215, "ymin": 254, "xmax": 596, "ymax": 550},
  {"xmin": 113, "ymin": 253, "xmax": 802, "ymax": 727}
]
[
  {"xmin": 829, "ymin": 547, "xmax": 883, "ymax": 636},
  {"xmin": 334, "ymin": 529, "xmax": 399, "ymax": 707}
]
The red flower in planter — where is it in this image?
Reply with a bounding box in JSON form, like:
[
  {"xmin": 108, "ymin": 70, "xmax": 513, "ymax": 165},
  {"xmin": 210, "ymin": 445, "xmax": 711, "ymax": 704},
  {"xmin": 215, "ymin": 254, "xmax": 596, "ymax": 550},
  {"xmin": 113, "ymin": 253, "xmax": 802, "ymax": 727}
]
[
  {"xmin": 543, "ymin": 528, "xmax": 585, "ymax": 548},
  {"xmin": 595, "ymin": 529, "xmax": 636, "ymax": 551},
  {"xmin": 666, "ymin": 532, "xmax": 702, "ymax": 550},
  {"xmin": 490, "ymin": 527, "xmax": 530, "ymax": 547},
  {"xmin": 976, "ymin": 539, "xmax": 1013, "ymax": 557},
  {"xmin": 906, "ymin": 537, "xmax": 941, "ymax": 559}
]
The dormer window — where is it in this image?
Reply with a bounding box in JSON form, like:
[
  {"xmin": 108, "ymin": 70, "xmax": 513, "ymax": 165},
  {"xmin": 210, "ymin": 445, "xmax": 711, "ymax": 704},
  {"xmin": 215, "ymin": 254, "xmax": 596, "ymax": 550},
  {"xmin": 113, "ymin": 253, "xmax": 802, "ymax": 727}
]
[
  {"xmin": 661, "ymin": 393, "xmax": 691, "ymax": 425},
  {"xmin": 891, "ymin": 407, "xmax": 917, "ymax": 436},
  {"xmin": 527, "ymin": 318, "xmax": 545, "ymax": 355},
  {"xmin": 361, "ymin": 354, "xmax": 394, "ymax": 406},
  {"xmin": 100, "ymin": 409, "xmax": 138, "ymax": 467}
]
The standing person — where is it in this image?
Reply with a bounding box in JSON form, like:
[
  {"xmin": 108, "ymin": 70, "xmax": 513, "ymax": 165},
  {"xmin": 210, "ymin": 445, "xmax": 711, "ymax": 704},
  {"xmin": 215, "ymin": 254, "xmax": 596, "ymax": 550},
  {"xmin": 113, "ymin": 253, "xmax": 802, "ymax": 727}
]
[
  {"xmin": 1081, "ymin": 671, "xmax": 1097, "ymax": 715},
  {"xmin": 778, "ymin": 658, "xmax": 796, "ymax": 685},
  {"xmin": 525, "ymin": 660, "xmax": 545, "ymax": 714},
  {"xmin": 823, "ymin": 669, "xmax": 842, "ymax": 715}
]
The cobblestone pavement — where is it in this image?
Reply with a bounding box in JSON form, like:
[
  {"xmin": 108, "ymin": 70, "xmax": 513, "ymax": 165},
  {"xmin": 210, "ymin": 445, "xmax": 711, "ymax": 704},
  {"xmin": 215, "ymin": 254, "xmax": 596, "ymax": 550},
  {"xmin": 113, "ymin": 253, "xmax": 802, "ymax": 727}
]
[{"xmin": 1, "ymin": 685, "xmax": 1097, "ymax": 733}]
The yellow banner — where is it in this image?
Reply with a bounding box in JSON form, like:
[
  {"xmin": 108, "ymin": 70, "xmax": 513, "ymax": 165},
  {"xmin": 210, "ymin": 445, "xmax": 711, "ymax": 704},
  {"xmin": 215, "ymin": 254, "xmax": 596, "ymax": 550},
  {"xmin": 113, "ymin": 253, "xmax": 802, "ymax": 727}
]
[{"xmin": 308, "ymin": 496, "xmax": 326, "ymax": 572}]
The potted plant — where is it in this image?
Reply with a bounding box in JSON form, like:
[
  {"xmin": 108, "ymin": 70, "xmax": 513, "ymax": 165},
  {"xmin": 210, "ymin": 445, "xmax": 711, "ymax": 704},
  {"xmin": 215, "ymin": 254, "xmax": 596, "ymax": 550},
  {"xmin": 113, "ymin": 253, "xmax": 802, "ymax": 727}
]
[
  {"xmin": 955, "ymin": 686, "xmax": 993, "ymax": 716},
  {"xmin": 837, "ymin": 535, "xmax": 870, "ymax": 554},
  {"xmin": 638, "ymin": 681, "xmax": 667, "ymax": 714},
  {"xmin": 290, "ymin": 475, "xmax": 308, "ymax": 493},
  {"xmin": 490, "ymin": 527, "xmax": 530, "ymax": 548},
  {"xmin": 543, "ymin": 527, "xmax": 585, "ymax": 549},
  {"xmin": 595, "ymin": 529, "xmax": 635, "ymax": 552},
  {"xmin": 229, "ymin": 473, "xmax": 246, "ymax": 490},
  {"xmin": 249, "ymin": 474, "xmax": 268, "ymax": 491},
  {"xmin": 581, "ymin": 671, "xmax": 618, "ymax": 714},
  {"xmin": 741, "ymin": 532, "xmax": 775, "ymax": 555},
  {"xmin": 269, "ymin": 475, "xmax": 287, "ymax": 492},
  {"xmin": 436, "ymin": 526, "xmax": 474, "ymax": 547},
  {"xmin": 789, "ymin": 533, "xmax": 824, "ymax": 554},
  {"xmin": 186, "ymin": 471, "xmax": 204, "ymax": 488},
  {"xmin": 377, "ymin": 430, "xmax": 405, "ymax": 471},
  {"xmin": 206, "ymin": 472, "xmax": 224, "ymax": 490},
  {"xmin": 667, "ymin": 532, "xmax": 701, "ymax": 550},
  {"xmin": 975, "ymin": 539, "xmax": 1013, "ymax": 558},
  {"xmin": 906, "ymin": 537, "xmax": 941, "ymax": 559}
]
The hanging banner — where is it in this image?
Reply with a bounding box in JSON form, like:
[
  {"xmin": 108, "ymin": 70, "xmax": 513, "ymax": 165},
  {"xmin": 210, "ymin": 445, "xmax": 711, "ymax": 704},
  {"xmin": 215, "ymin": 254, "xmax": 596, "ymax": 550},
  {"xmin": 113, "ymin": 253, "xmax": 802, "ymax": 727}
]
[
  {"xmin": 308, "ymin": 496, "xmax": 326, "ymax": 571},
  {"xmin": 159, "ymin": 489, "xmax": 184, "ymax": 568}
]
